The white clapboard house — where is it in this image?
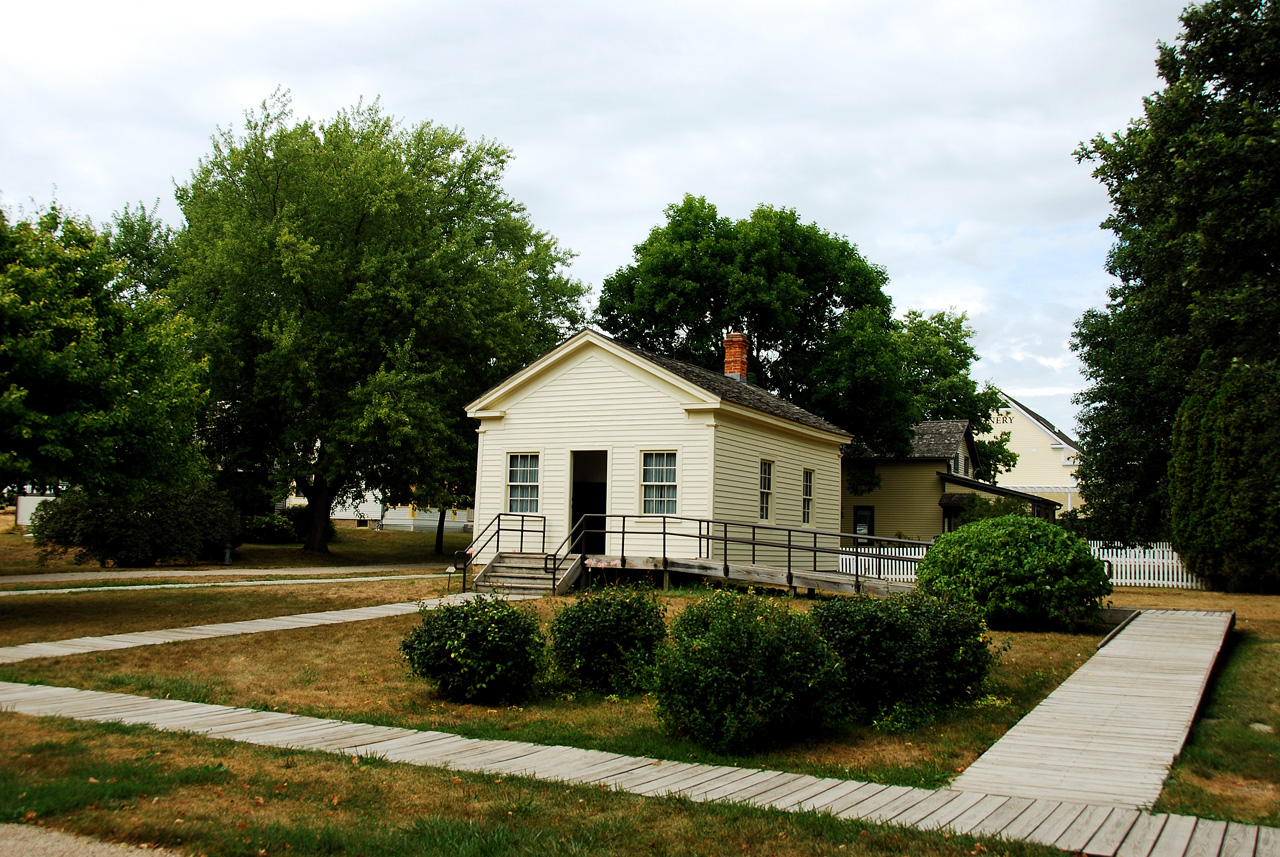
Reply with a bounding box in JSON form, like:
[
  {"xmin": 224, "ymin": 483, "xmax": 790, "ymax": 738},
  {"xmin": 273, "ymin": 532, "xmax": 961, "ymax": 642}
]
[{"xmin": 464, "ymin": 329, "xmax": 852, "ymax": 588}]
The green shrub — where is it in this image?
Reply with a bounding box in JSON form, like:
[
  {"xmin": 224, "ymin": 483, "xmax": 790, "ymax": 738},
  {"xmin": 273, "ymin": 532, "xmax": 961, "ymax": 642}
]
[
  {"xmin": 549, "ymin": 586, "xmax": 666, "ymax": 695},
  {"xmin": 30, "ymin": 481, "xmax": 239, "ymax": 568},
  {"xmin": 811, "ymin": 592, "xmax": 994, "ymax": 729},
  {"xmin": 651, "ymin": 589, "xmax": 842, "ymax": 753},
  {"xmin": 399, "ymin": 595, "xmax": 544, "ymax": 704},
  {"xmin": 917, "ymin": 515, "xmax": 1111, "ymax": 629},
  {"xmin": 241, "ymin": 514, "xmax": 298, "ymax": 544}
]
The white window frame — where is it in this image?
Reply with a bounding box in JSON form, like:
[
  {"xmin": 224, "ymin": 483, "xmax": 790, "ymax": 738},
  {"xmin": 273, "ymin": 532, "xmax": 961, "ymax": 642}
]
[
  {"xmin": 759, "ymin": 460, "xmax": 773, "ymax": 521},
  {"xmin": 641, "ymin": 451, "xmax": 678, "ymax": 515},
  {"xmin": 802, "ymin": 469, "xmax": 814, "ymax": 526},
  {"xmin": 507, "ymin": 453, "xmax": 539, "ymax": 514}
]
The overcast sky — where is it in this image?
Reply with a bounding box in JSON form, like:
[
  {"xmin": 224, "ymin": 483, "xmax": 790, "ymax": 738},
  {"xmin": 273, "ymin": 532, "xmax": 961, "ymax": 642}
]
[{"xmin": 2, "ymin": 0, "xmax": 1192, "ymax": 434}]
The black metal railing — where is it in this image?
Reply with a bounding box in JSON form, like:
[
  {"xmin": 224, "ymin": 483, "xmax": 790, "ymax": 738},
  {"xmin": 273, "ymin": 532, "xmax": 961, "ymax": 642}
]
[
  {"xmin": 537, "ymin": 514, "xmax": 930, "ymax": 593},
  {"xmin": 454, "ymin": 513, "xmax": 546, "ymax": 592}
]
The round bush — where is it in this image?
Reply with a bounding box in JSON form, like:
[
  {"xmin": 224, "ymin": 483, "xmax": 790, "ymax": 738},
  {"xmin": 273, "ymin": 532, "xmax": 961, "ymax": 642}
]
[
  {"xmin": 241, "ymin": 514, "xmax": 298, "ymax": 544},
  {"xmin": 549, "ymin": 586, "xmax": 666, "ymax": 695},
  {"xmin": 399, "ymin": 595, "xmax": 544, "ymax": 704},
  {"xmin": 916, "ymin": 515, "xmax": 1112, "ymax": 630},
  {"xmin": 811, "ymin": 592, "xmax": 993, "ymax": 728},
  {"xmin": 651, "ymin": 589, "xmax": 842, "ymax": 753}
]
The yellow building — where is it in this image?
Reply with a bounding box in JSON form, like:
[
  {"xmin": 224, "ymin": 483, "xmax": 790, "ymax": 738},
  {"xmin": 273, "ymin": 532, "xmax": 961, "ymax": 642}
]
[
  {"xmin": 841, "ymin": 420, "xmax": 1059, "ymax": 542},
  {"xmin": 979, "ymin": 394, "xmax": 1083, "ymax": 512}
]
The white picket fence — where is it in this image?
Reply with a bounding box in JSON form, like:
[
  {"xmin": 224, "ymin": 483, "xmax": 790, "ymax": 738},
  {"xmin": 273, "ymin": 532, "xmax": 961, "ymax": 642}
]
[
  {"xmin": 838, "ymin": 544, "xmax": 927, "ymax": 583},
  {"xmin": 837, "ymin": 540, "xmax": 1205, "ymax": 589},
  {"xmin": 1088, "ymin": 541, "xmax": 1205, "ymax": 589}
]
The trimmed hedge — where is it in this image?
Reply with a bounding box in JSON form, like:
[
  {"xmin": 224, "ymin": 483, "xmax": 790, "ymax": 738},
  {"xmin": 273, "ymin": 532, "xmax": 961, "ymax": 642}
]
[
  {"xmin": 30, "ymin": 482, "xmax": 238, "ymax": 567},
  {"xmin": 811, "ymin": 592, "xmax": 994, "ymax": 729},
  {"xmin": 651, "ymin": 589, "xmax": 842, "ymax": 753},
  {"xmin": 399, "ymin": 595, "xmax": 544, "ymax": 704},
  {"xmin": 549, "ymin": 586, "xmax": 666, "ymax": 695},
  {"xmin": 917, "ymin": 515, "xmax": 1111, "ymax": 629}
]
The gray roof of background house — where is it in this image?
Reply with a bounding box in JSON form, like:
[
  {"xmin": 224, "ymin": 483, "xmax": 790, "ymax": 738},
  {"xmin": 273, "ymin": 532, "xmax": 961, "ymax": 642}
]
[
  {"xmin": 907, "ymin": 420, "xmax": 971, "ymax": 459},
  {"xmin": 610, "ymin": 338, "xmax": 852, "ymax": 438}
]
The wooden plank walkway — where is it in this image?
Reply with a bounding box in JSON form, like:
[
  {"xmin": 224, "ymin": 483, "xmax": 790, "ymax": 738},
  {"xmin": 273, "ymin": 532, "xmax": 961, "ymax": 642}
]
[
  {"xmin": 0, "ymin": 592, "xmax": 536, "ymax": 664},
  {"xmin": 953, "ymin": 610, "xmax": 1235, "ymax": 808},
  {"xmin": 1, "ymin": 676, "xmax": 1274, "ymax": 857}
]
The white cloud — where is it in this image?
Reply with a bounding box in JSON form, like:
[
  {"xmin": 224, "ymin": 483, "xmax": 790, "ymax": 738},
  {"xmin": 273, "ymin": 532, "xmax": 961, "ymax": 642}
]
[{"xmin": 0, "ymin": 0, "xmax": 1190, "ymax": 432}]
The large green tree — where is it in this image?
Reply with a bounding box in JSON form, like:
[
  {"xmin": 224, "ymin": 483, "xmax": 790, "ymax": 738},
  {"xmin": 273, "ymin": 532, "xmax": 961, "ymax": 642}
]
[
  {"xmin": 172, "ymin": 94, "xmax": 585, "ymax": 552},
  {"xmin": 895, "ymin": 309, "xmax": 1016, "ymax": 483},
  {"xmin": 596, "ymin": 194, "xmax": 915, "ymax": 455},
  {"xmin": 0, "ymin": 206, "xmax": 205, "ymax": 495},
  {"xmin": 1074, "ymin": 0, "xmax": 1280, "ymax": 575},
  {"xmin": 596, "ymin": 197, "xmax": 1016, "ymax": 471}
]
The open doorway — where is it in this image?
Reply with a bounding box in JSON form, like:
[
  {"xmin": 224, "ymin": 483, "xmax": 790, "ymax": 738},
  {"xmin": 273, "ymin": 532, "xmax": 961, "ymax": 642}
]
[{"xmin": 571, "ymin": 450, "xmax": 607, "ymax": 554}]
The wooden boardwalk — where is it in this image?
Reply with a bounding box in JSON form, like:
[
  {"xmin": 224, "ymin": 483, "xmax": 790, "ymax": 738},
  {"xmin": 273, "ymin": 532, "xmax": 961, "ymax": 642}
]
[
  {"xmin": 0, "ymin": 676, "xmax": 1274, "ymax": 857},
  {"xmin": 0, "ymin": 603, "xmax": 1268, "ymax": 857},
  {"xmin": 953, "ymin": 610, "xmax": 1235, "ymax": 808}
]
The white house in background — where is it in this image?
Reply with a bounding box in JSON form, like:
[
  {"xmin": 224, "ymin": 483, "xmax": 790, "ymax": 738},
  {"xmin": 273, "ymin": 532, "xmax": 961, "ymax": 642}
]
[
  {"xmin": 465, "ymin": 329, "xmax": 851, "ymax": 564},
  {"xmin": 980, "ymin": 393, "xmax": 1083, "ymax": 511}
]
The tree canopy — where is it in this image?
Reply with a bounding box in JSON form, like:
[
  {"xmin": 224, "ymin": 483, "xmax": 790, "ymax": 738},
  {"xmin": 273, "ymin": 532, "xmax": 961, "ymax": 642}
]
[
  {"xmin": 1074, "ymin": 0, "xmax": 1280, "ymax": 586},
  {"xmin": 597, "ymin": 195, "xmax": 912, "ymax": 455},
  {"xmin": 895, "ymin": 309, "xmax": 1015, "ymax": 483},
  {"xmin": 0, "ymin": 206, "xmax": 205, "ymax": 495},
  {"xmin": 596, "ymin": 195, "xmax": 1014, "ymax": 476},
  {"xmin": 172, "ymin": 93, "xmax": 585, "ymax": 551}
]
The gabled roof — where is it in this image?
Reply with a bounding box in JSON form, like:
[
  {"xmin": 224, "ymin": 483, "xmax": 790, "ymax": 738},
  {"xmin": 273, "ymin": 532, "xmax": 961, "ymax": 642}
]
[
  {"xmin": 608, "ymin": 338, "xmax": 849, "ymax": 437},
  {"xmin": 998, "ymin": 393, "xmax": 1082, "ymax": 453},
  {"xmin": 908, "ymin": 420, "xmax": 972, "ymax": 459},
  {"xmin": 467, "ymin": 329, "xmax": 852, "ymax": 441}
]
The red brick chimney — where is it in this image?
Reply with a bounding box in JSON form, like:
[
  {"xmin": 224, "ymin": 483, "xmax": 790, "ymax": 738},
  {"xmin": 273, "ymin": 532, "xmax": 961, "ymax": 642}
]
[{"xmin": 724, "ymin": 332, "xmax": 749, "ymax": 381}]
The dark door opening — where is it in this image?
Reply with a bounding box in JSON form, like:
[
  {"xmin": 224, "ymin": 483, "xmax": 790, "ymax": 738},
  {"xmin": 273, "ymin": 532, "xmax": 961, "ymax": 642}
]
[{"xmin": 571, "ymin": 450, "xmax": 607, "ymax": 554}]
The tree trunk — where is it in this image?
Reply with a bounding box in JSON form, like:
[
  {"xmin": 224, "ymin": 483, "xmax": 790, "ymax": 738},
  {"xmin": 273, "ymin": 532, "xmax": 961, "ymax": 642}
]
[
  {"xmin": 436, "ymin": 506, "xmax": 446, "ymax": 555},
  {"xmin": 300, "ymin": 474, "xmax": 337, "ymax": 554}
]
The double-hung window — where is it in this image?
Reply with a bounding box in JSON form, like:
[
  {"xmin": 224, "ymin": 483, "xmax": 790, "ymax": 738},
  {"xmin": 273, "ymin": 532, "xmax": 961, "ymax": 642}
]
[
  {"xmin": 642, "ymin": 452, "xmax": 678, "ymax": 515},
  {"xmin": 507, "ymin": 453, "xmax": 539, "ymax": 513},
  {"xmin": 759, "ymin": 460, "xmax": 773, "ymax": 521},
  {"xmin": 802, "ymin": 469, "xmax": 814, "ymax": 525}
]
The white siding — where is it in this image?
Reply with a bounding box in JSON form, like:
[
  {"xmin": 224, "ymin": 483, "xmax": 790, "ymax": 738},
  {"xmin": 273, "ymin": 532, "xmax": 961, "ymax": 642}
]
[
  {"xmin": 472, "ymin": 350, "xmax": 714, "ymax": 562},
  {"xmin": 712, "ymin": 413, "xmax": 843, "ymax": 569}
]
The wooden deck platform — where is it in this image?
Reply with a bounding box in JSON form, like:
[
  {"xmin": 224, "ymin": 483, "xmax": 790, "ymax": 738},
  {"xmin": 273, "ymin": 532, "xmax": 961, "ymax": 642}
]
[{"xmin": 952, "ymin": 610, "xmax": 1235, "ymax": 808}]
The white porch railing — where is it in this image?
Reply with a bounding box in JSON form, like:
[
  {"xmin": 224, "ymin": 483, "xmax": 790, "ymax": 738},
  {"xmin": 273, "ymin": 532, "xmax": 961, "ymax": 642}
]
[{"xmin": 837, "ymin": 540, "xmax": 1206, "ymax": 589}]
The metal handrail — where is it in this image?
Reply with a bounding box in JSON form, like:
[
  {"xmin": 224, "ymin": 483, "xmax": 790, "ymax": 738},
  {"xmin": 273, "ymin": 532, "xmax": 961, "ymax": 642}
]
[
  {"xmin": 537, "ymin": 513, "xmax": 930, "ymax": 593},
  {"xmin": 454, "ymin": 513, "xmax": 546, "ymax": 592},
  {"xmin": 466, "ymin": 511, "xmax": 932, "ymax": 594}
]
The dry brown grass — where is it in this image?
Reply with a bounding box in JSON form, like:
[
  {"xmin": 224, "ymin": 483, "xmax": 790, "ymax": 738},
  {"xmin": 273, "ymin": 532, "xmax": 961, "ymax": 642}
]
[
  {"xmin": 2, "ymin": 593, "xmax": 1098, "ymax": 789},
  {"xmin": 0, "ymin": 526, "xmax": 468, "ymax": 577},
  {"xmin": 0, "ymin": 578, "xmax": 450, "ymax": 647},
  {"xmin": 1, "ymin": 713, "xmax": 1065, "ymax": 857}
]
